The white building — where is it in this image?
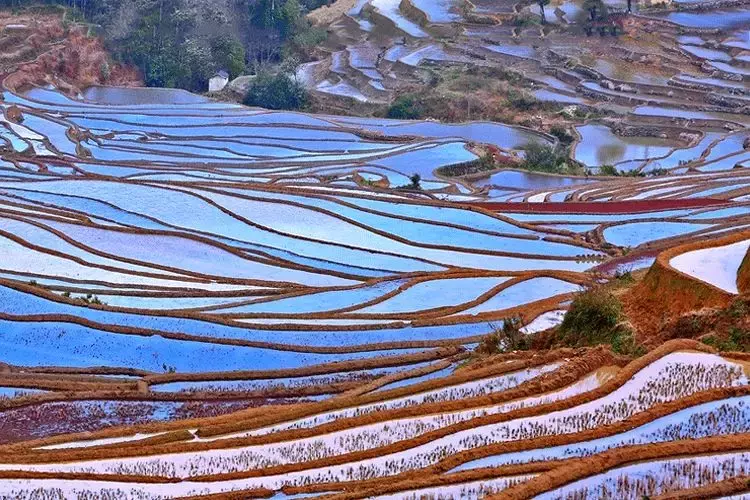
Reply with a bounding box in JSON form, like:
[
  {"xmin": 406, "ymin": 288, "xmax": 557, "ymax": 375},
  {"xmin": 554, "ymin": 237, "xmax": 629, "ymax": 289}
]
[{"xmin": 208, "ymin": 70, "xmax": 229, "ymax": 92}]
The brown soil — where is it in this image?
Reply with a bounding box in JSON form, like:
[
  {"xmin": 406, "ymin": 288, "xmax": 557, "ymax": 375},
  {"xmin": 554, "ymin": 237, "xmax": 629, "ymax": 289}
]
[
  {"xmin": 623, "ymin": 231, "xmax": 750, "ymax": 342},
  {"xmin": 0, "ymin": 11, "xmax": 140, "ymax": 94},
  {"xmin": 623, "ymin": 259, "xmax": 732, "ymax": 342},
  {"xmin": 739, "ymin": 246, "xmax": 750, "ymax": 295},
  {"xmin": 644, "ymin": 298, "xmax": 749, "ymax": 351}
]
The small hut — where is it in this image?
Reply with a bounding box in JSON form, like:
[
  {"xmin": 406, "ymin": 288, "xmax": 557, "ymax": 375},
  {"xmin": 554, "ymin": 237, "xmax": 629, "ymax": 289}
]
[{"xmin": 208, "ymin": 70, "xmax": 229, "ymax": 92}]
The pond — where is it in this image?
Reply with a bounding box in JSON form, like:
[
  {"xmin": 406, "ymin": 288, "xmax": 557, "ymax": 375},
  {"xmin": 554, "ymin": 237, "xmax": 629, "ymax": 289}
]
[
  {"xmin": 82, "ymin": 86, "xmax": 210, "ymax": 105},
  {"xmin": 474, "ymin": 169, "xmax": 593, "ymax": 190},
  {"xmin": 350, "ymin": 120, "xmax": 554, "ymax": 150},
  {"xmin": 574, "ymin": 124, "xmax": 677, "ymax": 167},
  {"xmin": 652, "ymin": 8, "xmax": 750, "ymax": 29}
]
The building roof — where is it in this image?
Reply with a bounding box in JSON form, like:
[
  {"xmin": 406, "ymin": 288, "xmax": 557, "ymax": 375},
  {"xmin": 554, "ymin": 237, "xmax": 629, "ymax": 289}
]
[{"xmin": 213, "ymin": 70, "xmax": 229, "ymax": 80}]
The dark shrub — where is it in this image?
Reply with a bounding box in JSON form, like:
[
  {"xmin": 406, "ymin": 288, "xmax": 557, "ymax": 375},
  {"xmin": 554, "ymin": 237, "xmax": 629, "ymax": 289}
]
[
  {"xmin": 244, "ymin": 72, "xmax": 308, "ymax": 110},
  {"xmin": 387, "ymin": 94, "xmax": 423, "ymax": 119}
]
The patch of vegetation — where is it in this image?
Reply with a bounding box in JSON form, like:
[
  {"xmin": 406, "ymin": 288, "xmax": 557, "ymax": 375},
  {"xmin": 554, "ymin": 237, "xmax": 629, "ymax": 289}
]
[
  {"xmin": 557, "ymin": 287, "xmax": 643, "ymax": 355},
  {"xmin": 693, "ymin": 299, "xmax": 750, "ymax": 352},
  {"xmin": 613, "ymin": 269, "xmax": 635, "ymax": 285},
  {"xmin": 702, "ymin": 327, "xmax": 749, "ymax": 352},
  {"xmin": 438, "ymin": 66, "xmax": 522, "ymax": 90},
  {"xmin": 372, "ymin": 66, "xmax": 568, "ymax": 126},
  {"xmin": 386, "ymin": 94, "xmax": 424, "ymax": 120},
  {"xmin": 599, "ymin": 164, "xmax": 619, "ymax": 176},
  {"xmin": 728, "ymin": 299, "xmax": 748, "ymax": 320},
  {"xmin": 290, "ymin": 24, "xmax": 327, "ymax": 52},
  {"xmin": 437, "ymin": 152, "xmax": 499, "ymax": 178},
  {"xmin": 522, "ymin": 142, "xmax": 564, "ymax": 172},
  {"xmin": 549, "ymin": 125, "xmax": 574, "ymax": 145},
  {"xmin": 506, "ymin": 89, "xmax": 539, "ymax": 111},
  {"xmin": 210, "ymin": 34, "xmax": 247, "ymax": 81},
  {"xmin": 598, "ymin": 164, "xmax": 645, "ymax": 177},
  {"xmin": 76, "ymin": 293, "xmax": 106, "ymax": 305},
  {"xmin": 244, "ymin": 71, "xmax": 308, "ymax": 110},
  {"xmin": 396, "ymin": 173, "xmax": 422, "ymax": 190},
  {"xmin": 512, "ymin": 11, "xmax": 540, "ymax": 27},
  {"xmin": 409, "ymin": 173, "xmax": 421, "ymax": 190},
  {"xmin": 647, "ymin": 167, "xmax": 670, "ymax": 176},
  {"xmin": 519, "ymin": 142, "xmax": 583, "ymax": 175},
  {"xmin": 476, "ymin": 317, "xmax": 529, "ymax": 355},
  {"xmin": 620, "ymin": 170, "xmax": 645, "ymax": 178}
]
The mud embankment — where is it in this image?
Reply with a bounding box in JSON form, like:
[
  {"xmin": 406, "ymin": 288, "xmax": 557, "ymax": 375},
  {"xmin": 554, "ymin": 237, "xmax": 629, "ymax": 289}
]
[
  {"xmin": 738, "ymin": 245, "xmax": 750, "ymax": 294},
  {"xmin": 624, "ymin": 230, "xmax": 750, "ymax": 339}
]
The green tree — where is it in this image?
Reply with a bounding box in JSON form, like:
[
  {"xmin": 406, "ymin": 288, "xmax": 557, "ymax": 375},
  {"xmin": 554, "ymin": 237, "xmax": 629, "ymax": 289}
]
[
  {"xmin": 251, "ymin": 0, "xmax": 279, "ymax": 29},
  {"xmin": 387, "ymin": 94, "xmax": 423, "ymax": 119},
  {"xmin": 211, "ymin": 34, "xmax": 246, "ymax": 79},
  {"xmin": 521, "ymin": 142, "xmax": 566, "ymax": 174},
  {"xmin": 279, "ymin": 0, "xmax": 304, "ymax": 37},
  {"xmin": 599, "ymin": 164, "xmax": 619, "ymax": 176},
  {"xmin": 582, "ymin": 0, "xmax": 607, "ymax": 21},
  {"xmin": 244, "ymin": 71, "xmax": 308, "ymax": 110}
]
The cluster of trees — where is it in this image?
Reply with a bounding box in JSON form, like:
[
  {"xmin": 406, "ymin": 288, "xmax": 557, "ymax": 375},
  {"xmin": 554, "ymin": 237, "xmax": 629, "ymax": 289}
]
[{"xmin": 7, "ymin": 0, "xmax": 330, "ymax": 92}]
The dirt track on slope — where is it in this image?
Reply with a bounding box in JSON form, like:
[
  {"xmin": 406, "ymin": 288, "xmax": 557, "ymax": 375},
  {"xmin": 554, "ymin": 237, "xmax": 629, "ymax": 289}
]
[{"xmin": 307, "ymin": 0, "xmax": 357, "ymax": 25}]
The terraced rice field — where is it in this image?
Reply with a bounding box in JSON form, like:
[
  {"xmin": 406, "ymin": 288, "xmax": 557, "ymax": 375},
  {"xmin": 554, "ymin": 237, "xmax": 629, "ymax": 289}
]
[
  {"xmin": 1, "ymin": 0, "xmax": 750, "ymax": 492},
  {"xmin": 299, "ymin": 0, "xmax": 750, "ymax": 205},
  {"xmin": 0, "ymin": 80, "xmax": 749, "ymax": 498}
]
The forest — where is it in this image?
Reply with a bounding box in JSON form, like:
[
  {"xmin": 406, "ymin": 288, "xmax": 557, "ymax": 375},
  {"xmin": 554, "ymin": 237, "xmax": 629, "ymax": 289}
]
[{"xmin": 0, "ymin": 0, "xmax": 330, "ymax": 90}]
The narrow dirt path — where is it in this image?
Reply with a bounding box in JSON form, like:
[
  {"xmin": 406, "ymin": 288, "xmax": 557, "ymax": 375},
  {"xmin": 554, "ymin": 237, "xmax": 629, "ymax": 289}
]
[{"xmin": 308, "ymin": 0, "xmax": 357, "ymax": 25}]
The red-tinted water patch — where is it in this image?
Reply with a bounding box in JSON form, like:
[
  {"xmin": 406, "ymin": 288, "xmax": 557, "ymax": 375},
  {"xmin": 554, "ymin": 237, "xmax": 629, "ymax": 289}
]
[{"xmin": 464, "ymin": 199, "xmax": 730, "ymax": 214}]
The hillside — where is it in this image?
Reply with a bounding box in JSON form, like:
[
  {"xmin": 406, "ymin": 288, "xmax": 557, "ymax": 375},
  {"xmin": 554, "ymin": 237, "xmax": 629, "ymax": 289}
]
[{"xmin": 0, "ymin": 8, "xmax": 139, "ymax": 92}]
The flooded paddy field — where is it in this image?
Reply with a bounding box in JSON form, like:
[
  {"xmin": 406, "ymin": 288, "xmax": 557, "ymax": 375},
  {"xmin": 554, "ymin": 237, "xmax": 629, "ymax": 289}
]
[
  {"xmin": 0, "ymin": 80, "xmax": 748, "ymax": 498},
  {"xmin": 296, "ymin": 0, "xmax": 750, "ymax": 193},
  {"xmin": 3, "ymin": 0, "xmax": 750, "ymax": 494}
]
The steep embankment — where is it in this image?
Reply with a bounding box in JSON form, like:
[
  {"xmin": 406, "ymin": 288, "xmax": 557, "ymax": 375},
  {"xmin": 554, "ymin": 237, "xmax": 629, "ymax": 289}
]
[
  {"xmin": 624, "ymin": 230, "xmax": 750, "ymax": 340},
  {"xmin": 738, "ymin": 245, "xmax": 750, "ymax": 295},
  {"xmin": 0, "ymin": 9, "xmax": 140, "ymax": 93}
]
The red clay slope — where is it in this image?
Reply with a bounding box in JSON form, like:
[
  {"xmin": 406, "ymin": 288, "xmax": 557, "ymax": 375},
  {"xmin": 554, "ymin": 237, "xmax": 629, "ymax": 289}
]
[{"xmin": 738, "ymin": 245, "xmax": 750, "ymax": 295}]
